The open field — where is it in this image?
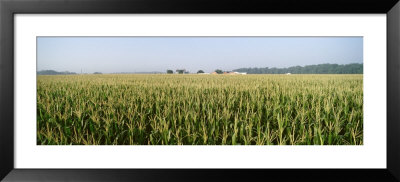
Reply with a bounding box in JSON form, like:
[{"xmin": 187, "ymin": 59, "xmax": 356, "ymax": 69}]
[{"xmin": 37, "ymin": 74, "xmax": 363, "ymax": 145}]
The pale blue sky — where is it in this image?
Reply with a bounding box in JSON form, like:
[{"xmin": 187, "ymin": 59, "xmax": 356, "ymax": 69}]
[{"xmin": 37, "ymin": 37, "xmax": 363, "ymax": 73}]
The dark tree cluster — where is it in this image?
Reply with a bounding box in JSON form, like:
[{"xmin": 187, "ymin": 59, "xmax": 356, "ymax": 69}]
[
  {"xmin": 214, "ymin": 69, "xmax": 223, "ymax": 74},
  {"xmin": 233, "ymin": 63, "xmax": 363, "ymax": 74}
]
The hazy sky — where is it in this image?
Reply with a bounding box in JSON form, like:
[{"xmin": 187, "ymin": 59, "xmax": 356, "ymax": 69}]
[{"xmin": 37, "ymin": 37, "xmax": 363, "ymax": 73}]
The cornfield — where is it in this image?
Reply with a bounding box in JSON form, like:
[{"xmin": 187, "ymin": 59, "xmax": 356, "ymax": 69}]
[{"xmin": 37, "ymin": 74, "xmax": 363, "ymax": 145}]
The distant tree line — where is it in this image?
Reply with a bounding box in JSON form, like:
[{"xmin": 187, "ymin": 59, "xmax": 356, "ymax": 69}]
[
  {"xmin": 167, "ymin": 69, "xmax": 191, "ymax": 74},
  {"xmin": 37, "ymin": 70, "xmax": 77, "ymax": 75},
  {"xmin": 233, "ymin": 63, "xmax": 363, "ymax": 74}
]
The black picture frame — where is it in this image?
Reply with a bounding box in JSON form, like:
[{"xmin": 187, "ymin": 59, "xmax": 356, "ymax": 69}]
[{"xmin": 1, "ymin": 0, "xmax": 399, "ymax": 181}]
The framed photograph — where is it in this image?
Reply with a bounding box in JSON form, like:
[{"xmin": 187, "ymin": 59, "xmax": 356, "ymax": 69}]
[{"xmin": 1, "ymin": 0, "xmax": 399, "ymax": 181}]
